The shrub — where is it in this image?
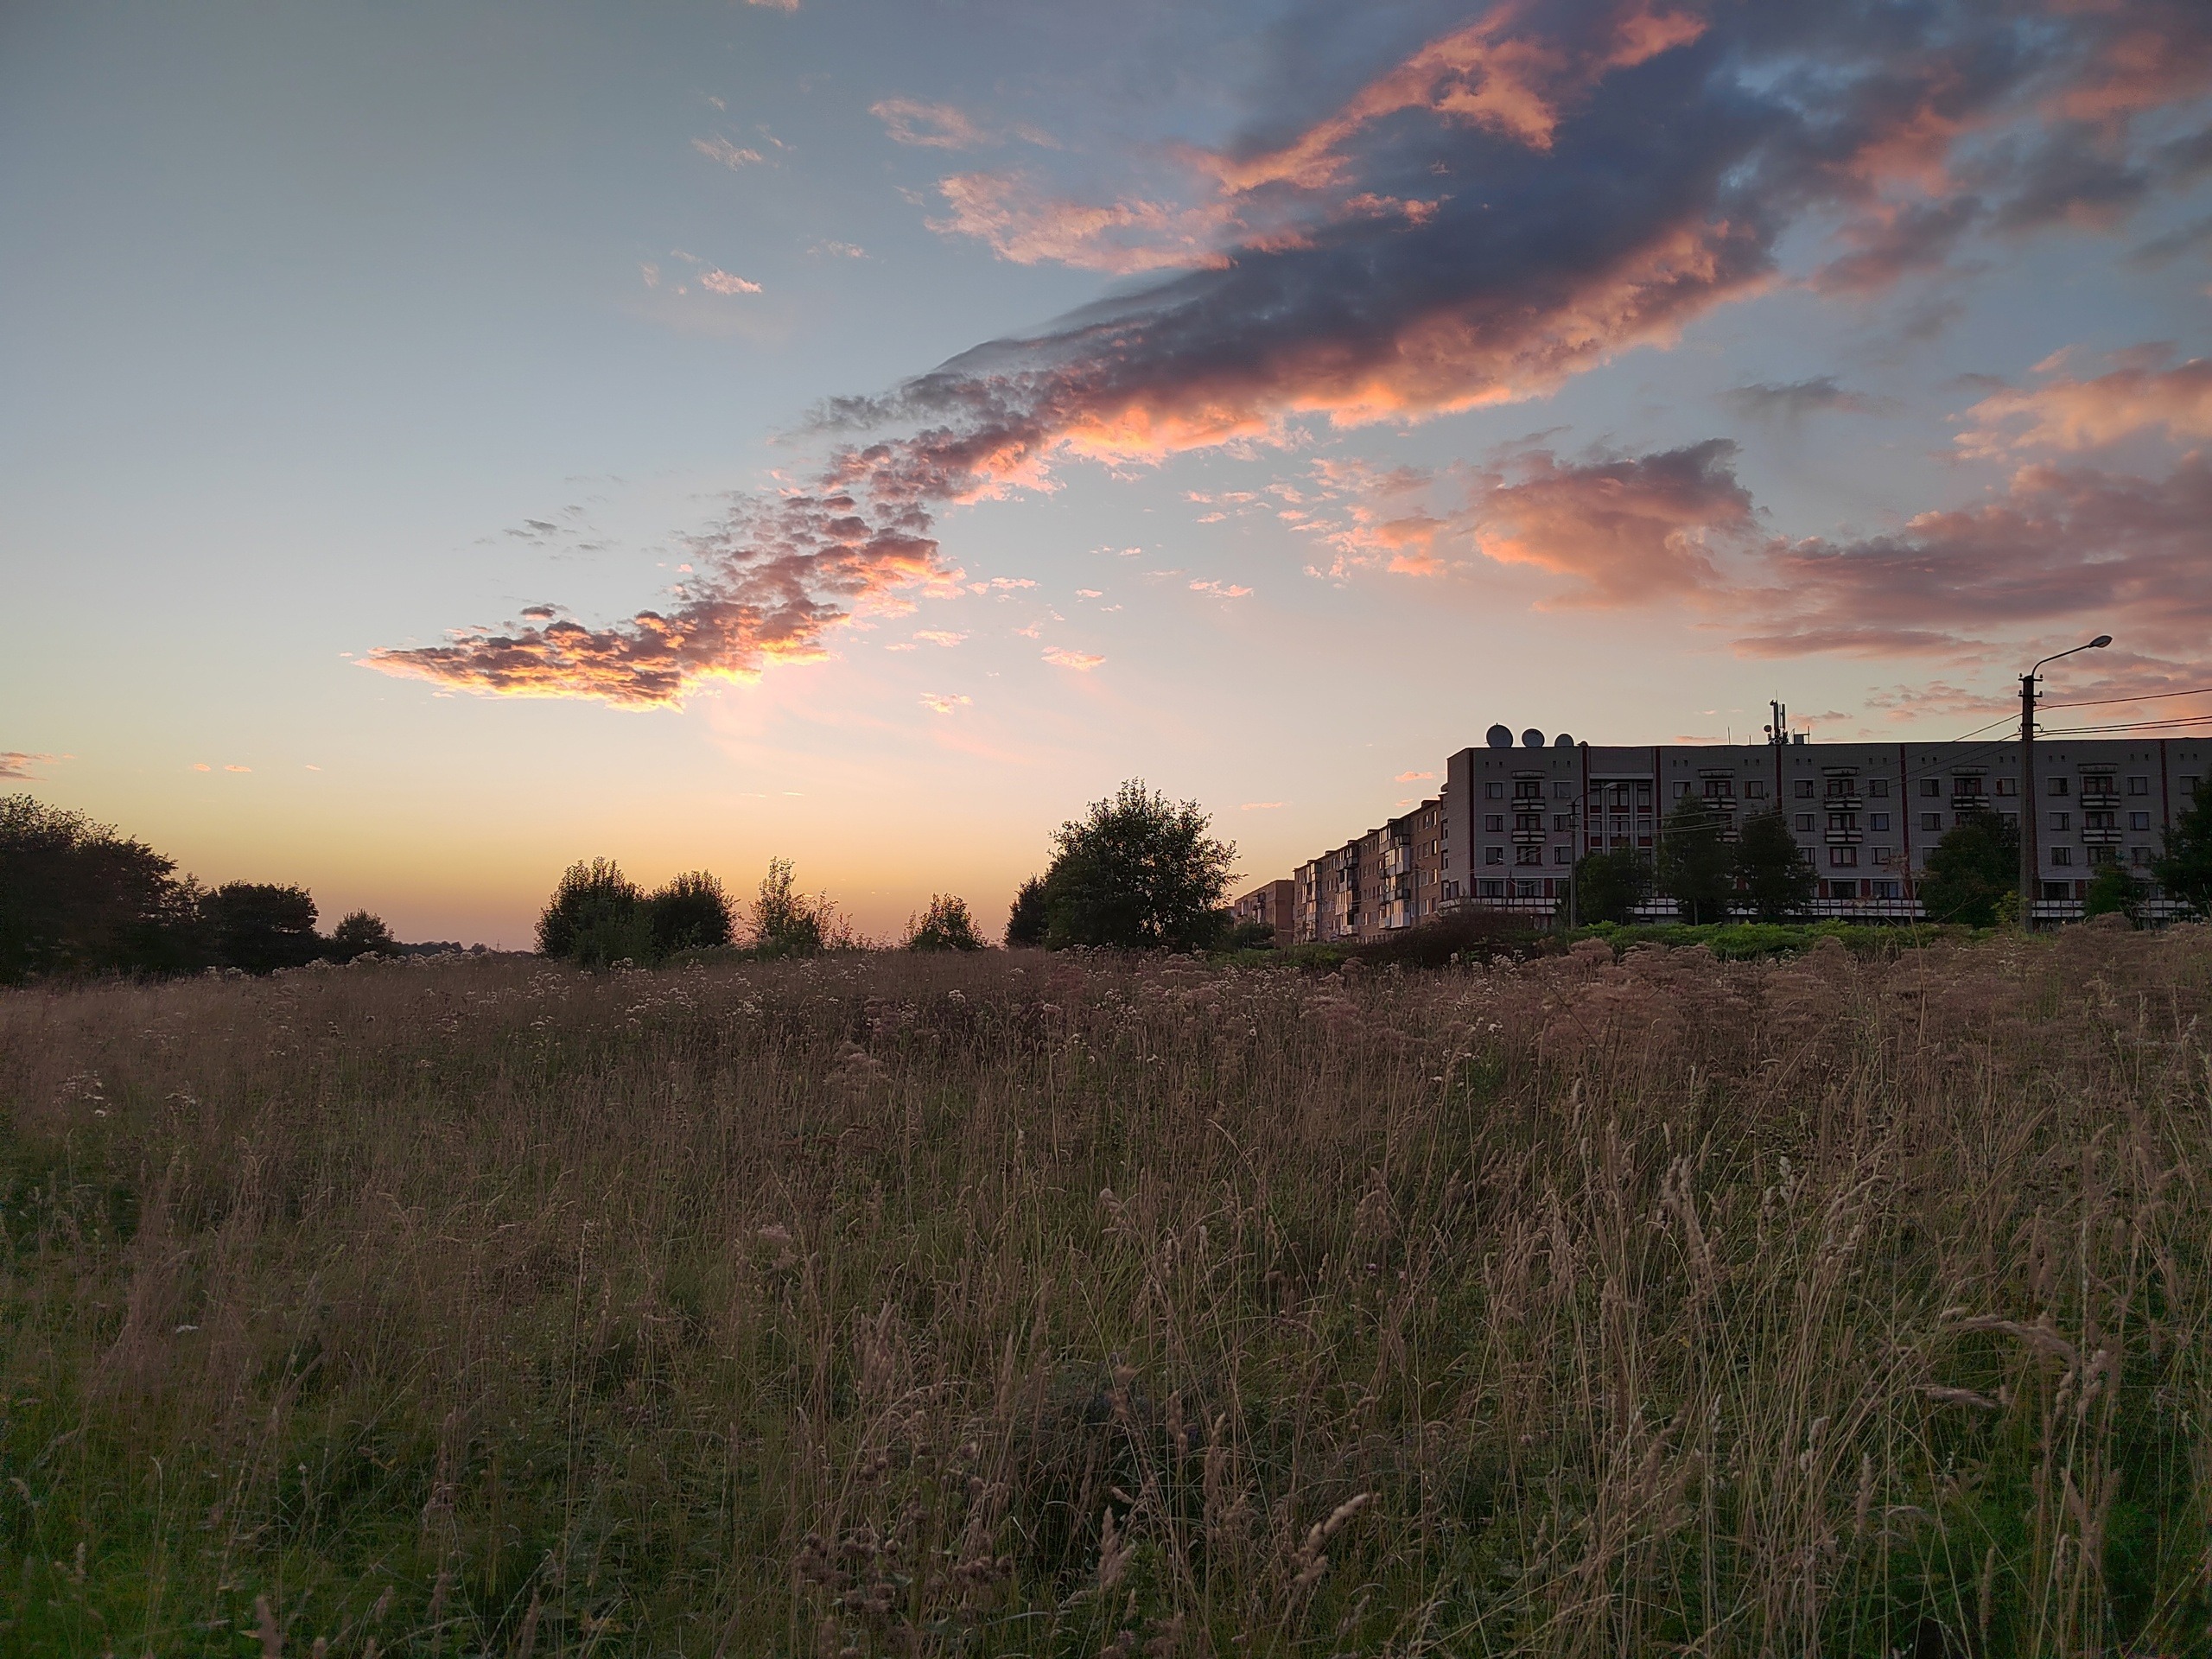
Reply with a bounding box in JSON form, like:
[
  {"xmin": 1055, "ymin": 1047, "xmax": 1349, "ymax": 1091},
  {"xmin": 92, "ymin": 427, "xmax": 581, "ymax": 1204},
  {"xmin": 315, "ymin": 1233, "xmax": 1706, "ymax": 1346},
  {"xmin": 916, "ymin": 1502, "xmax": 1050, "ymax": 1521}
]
[
  {"xmin": 1006, "ymin": 876, "xmax": 1049, "ymax": 946},
  {"xmin": 2155, "ymin": 776, "xmax": 2212, "ymax": 915},
  {"xmin": 2082, "ymin": 861, "xmax": 2142, "ymax": 924},
  {"xmin": 537, "ymin": 858, "xmax": 642, "ymax": 960},
  {"xmin": 1918, "ymin": 809, "xmax": 2019, "ymax": 926},
  {"xmin": 327, "ymin": 910, "xmax": 397, "ymax": 963},
  {"xmin": 750, "ymin": 857, "xmax": 829, "ymax": 958},
  {"xmin": 1735, "ymin": 808, "xmax": 1817, "ymax": 920},
  {"xmin": 1569, "ymin": 846, "xmax": 1653, "ymax": 925},
  {"xmin": 647, "ymin": 871, "xmax": 735, "ymax": 957},
  {"xmin": 200, "ymin": 882, "xmax": 321, "ymax": 974},
  {"xmin": 906, "ymin": 894, "xmax": 985, "ymax": 951}
]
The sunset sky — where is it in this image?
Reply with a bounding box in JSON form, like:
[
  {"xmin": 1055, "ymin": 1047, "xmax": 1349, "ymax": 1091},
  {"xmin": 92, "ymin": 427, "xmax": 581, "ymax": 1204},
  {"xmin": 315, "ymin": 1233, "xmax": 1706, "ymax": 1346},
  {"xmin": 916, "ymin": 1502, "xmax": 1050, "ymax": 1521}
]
[{"xmin": 5, "ymin": 0, "xmax": 2211, "ymax": 944}]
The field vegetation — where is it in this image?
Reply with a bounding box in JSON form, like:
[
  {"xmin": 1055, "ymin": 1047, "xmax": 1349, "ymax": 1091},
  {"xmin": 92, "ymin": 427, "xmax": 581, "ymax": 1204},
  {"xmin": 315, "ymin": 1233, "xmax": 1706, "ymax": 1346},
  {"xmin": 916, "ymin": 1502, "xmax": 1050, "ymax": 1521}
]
[{"xmin": 4, "ymin": 925, "xmax": 2212, "ymax": 1655}]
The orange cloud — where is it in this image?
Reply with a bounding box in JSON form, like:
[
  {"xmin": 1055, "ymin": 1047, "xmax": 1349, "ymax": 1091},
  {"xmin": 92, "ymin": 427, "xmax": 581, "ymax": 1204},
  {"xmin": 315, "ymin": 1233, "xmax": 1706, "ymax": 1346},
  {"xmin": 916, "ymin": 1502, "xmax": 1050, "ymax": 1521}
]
[
  {"xmin": 1041, "ymin": 647, "xmax": 1104, "ymax": 671},
  {"xmin": 0, "ymin": 752, "xmax": 57, "ymax": 780},
  {"xmin": 919, "ymin": 692, "xmax": 972, "ymax": 714},
  {"xmin": 872, "ymin": 97, "xmax": 988, "ymax": 149},
  {"xmin": 701, "ymin": 270, "xmax": 762, "ymax": 296},
  {"xmin": 928, "ymin": 171, "xmax": 1236, "ymax": 274},
  {"xmin": 692, "ymin": 137, "xmax": 764, "ymax": 169},
  {"xmin": 1958, "ymin": 353, "xmax": 2212, "ymax": 455}
]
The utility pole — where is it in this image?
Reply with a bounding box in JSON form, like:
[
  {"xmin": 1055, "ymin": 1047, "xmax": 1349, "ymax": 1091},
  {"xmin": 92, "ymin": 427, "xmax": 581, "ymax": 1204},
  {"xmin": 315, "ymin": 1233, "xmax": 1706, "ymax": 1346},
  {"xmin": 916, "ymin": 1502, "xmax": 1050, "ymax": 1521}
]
[
  {"xmin": 2019, "ymin": 634, "xmax": 2113, "ymax": 929},
  {"xmin": 2019, "ymin": 668, "xmax": 2037, "ymax": 922}
]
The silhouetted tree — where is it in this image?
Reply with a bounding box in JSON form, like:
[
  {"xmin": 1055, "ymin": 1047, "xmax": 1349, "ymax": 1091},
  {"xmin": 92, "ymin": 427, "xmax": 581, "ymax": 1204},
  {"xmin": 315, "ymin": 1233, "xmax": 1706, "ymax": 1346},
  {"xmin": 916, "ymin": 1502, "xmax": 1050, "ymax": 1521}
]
[
  {"xmin": 1917, "ymin": 810, "xmax": 2018, "ymax": 926},
  {"xmin": 2155, "ymin": 778, "xmax": 2212, "ymax": 915},
  {"xmin": 201, "ymin": 882, "xmax": 321, "ymax": 974},
  {"xmin": 906, "ymin": 894, "xmax": 985, "ymax": 951},
  {"xmin": 1656, "ymin": 794, "xmax": 1734, "ymax": 924},
  {"xmin": 1037, "ymin": 781, "xmax": 1236, "ymax": 950},
  {"xmin": 1570, "ymin": 846, "xmax": 1653, "ymax": 925},
  {"xmin": 0, "ymin": 795, "xmax": 199, "ymax": 982},
  {"xmin": 327, "ymin": 910, "xmax": 397, "ymax": 963},
  {"xmin": 750, "ymin": 857, "xmax": 826, "ymax": 958},
  {"xmin": 1005, "ymin": 877, "xmax": 1049, "ymax": 947},
  {"xmin": 1734, "ymin": 810, "xmax": 1816, "ymax": 921},
  {"xmin": 538, "ymin": 858, "xmax": 644, "ymax": 963},
  {"xmin": 647, "ymin": 871, "xmax": 734, "ymax": 957}
]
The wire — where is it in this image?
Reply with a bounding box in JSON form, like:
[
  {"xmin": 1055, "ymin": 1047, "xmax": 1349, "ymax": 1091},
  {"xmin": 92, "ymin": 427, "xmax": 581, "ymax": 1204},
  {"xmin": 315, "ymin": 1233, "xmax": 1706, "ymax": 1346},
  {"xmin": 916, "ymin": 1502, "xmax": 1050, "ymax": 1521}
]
[
  {"xmin": 2039, "ymin": 715, "xmax": 2212, "ymax": 736},
  {"xmin": 2041, "ymin": 685, "xmax": 2212, "ymax": 712}
]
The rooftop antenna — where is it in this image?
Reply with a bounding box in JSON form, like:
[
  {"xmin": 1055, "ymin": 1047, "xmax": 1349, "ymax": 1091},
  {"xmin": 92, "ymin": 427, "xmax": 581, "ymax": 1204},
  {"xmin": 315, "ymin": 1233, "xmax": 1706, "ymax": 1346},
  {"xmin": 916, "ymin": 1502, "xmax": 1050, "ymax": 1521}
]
[{"xmin": 1768, "ymin": 699, "xmax": 1788, "ymax": 751}]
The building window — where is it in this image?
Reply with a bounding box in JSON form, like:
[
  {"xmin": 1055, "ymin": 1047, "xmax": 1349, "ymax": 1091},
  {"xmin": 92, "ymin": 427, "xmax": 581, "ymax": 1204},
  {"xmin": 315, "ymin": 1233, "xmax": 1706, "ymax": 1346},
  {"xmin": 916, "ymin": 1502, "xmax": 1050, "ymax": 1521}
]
[
  {"xmin": 1553, "ymin": 814, "xmax": 1573, "ymax": 831},
  {"xmin": 2089, "ymin": 847, "xmax": 2119, "ymax": 866},
  {"xmin": 2133, "ymin": 847, "xmax": 2152, "ymax": 867},
  {"xmin": 2048, "ymin": 777, "xmax": 2069, "ymax": 797},
  {"xmin": 1870, "ymin": 812, "xmax": 1890, "ymax": 831},
  {"xmin": 1484, "ymin": 781, "xmax": 1504, "ymax": 800},
  {"xmin": 2050, "ymin": 811, "xmax": 2070, "ymax": 830},
  {"xmin": 1554, "ymin": 846, "xmax": 1573, "ymax": 864},
  {"xmin": 1921, "ymin": 779, "xmax": 1942, "ymax": 798},
  {"xmin": 1867, "ymin": 779, "xmax": 1889, "ymax": 798},
  {"xmin": 1828, "ymin": 879, "xmax": 1859, "ymax": 899},
  {"xmin": 2128, "ymin": 776, "xmax": 2149, "ymax": 796},
  {"xmin": 2185, "ymin": 777, "xmax": 2202, "ymax": 801},
  {"xmin": 2051, "ymin": 847, "xmax": 2074, "ymax": 867},
  {"xmin": 1515, "ymin": 846, "xmax": 1543, "ymax": 866},
  {"xmin": 1796, "ymin": 779, "xmax": 1815, "ymax": 798},
  {"xmin": 1554, "ymin": 782, "xmax": 1573, "ymax": 799},
  {"xmin": 1872, "ymin": 880, "xmax": 1901, "ymax": 899},
  {"xmin": 1996, "ymin": 778, "xmax": 2017, "ymax": 797},
  {"xmin": 1795, "ymin": 813, "xmax": 1815, "ymax": 832},
  {"xmin": 1674, "ymin": 781, "xmax": 1692, "ymax": 798},
  {"xmin": 1484, "ymin": 846, "xmax": 1504, "ymax": 865},
  {"xmin": 2130, "ymin": 811, "xmax": 2151, "ymax": 830},
  {"xmin": 1745, "ymin": 779, "xmax": 1767, "ymax": 798},
  {"xmin": 1478, "ymin": 879, "xmax": 1504, "ymax": 899},
  {"xmin": 1827, "ymin": 812, "xmax": 1856, "ymax": 832},
  {"xmin": 1484, "ymin": 814, "xmax": 1503, "ymax": 833},
  {"xmin": 1873, "ymin": 848, "xmax": 1894, "ymax": 867},
  {"xmin": 1830, "ymin": 846, "xmax": 1858, "ymax": 867}
]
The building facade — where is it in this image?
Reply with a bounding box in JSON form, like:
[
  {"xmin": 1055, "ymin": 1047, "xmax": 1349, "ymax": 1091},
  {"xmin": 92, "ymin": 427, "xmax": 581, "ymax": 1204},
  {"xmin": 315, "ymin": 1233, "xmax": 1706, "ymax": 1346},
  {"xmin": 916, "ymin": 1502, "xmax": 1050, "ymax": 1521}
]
[
  {"xmin": 1229, "ymin": 879, "xmax": 1297, "ymax": 940},
  {"xmin": 1250, "ymin": 728, "xmax": 2206, "ymax": 938}
]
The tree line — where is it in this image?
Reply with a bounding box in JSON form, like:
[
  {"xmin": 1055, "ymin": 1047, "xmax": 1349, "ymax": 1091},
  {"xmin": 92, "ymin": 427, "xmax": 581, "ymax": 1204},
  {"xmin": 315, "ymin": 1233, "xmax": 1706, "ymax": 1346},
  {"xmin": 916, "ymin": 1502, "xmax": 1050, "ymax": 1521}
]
[{"xmin": 0, "ymin": 794, "xmax": 398, "ymax": 983}]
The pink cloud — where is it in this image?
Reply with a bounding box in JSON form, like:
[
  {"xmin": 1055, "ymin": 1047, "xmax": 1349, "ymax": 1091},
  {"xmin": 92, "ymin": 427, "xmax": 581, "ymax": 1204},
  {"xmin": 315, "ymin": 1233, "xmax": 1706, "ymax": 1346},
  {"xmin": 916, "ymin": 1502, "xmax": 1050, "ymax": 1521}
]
[
  {"xmin": 871, "ymin": 97, "xmax": 988, "ymax": 150},
  {"xmin": 1188, "ymin": 579, "xmax": 1252, "ymax": 599},
  {"xmin": 0, "ymin": 752, "xmax": 56, "ymax": 780},
  {"xmin": 912, "ymin": 629, "xmax": 967, "ymax": 646},
  {"xmin": 701, "ymin": 270, "xmax": 762, "ymax": 296},
  {"xmin": 692, "ymin": 137, "xmax": 765, "ymax": 169},
  {"xmin": 919, "ymin": 692, "xmax": 972, "ymax": 714},
  {"xmin": 1041, "ymin": 647, "xmax": 1104, "ymax": 671},
  {"xmin": 1395, "ymin": 770, "xmax": 1437, "ymax": 782},
  {"xmin": 1959, "ymin": 353, "xmax": 2212, "ymax": 455},
  {"xmin": 927, "ymin": 171, "xmax": 1236, "ymax": 275}
]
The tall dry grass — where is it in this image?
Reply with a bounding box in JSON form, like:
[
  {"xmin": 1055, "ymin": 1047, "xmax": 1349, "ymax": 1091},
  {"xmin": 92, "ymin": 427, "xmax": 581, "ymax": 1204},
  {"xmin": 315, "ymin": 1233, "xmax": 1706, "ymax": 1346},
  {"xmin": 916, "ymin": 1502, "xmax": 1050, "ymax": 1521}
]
[{"xmin": 3, "ymin": 926, "xmax": 2210, "ymax": 1656}]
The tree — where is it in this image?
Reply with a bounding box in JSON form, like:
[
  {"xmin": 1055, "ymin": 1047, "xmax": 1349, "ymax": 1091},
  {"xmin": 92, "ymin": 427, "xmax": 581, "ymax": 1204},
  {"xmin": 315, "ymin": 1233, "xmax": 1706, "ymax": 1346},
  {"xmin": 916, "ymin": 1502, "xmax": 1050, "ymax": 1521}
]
[
  {"xmin": 201, "ymin": 882, "xmax": 321, "ymax": 974},
  {"xmin": 2082, "ymin": 861, "xmax": 2142, "ymax": 924},
  {"xmin": 0, "ymin": 794, "xmax": 199, "ymax": 982},
  {"xmin": 537, "ymin": 858, "xmax": 644, "ymax": 962},
  {"xmin": 750, "ymin": 856, "xmax": 826, "ymax": 958},
  {"xmin": 1570, "ymin": 846, "xmax": 1653, "ymax": 925},
  {"xmin": 647, "ymin": 871, "xmax": 734, "ymax": 957},
  {"xmin": 1005, "ymin": 877, "xmax": 1049, "ymax": 947},
  {"xmin": 1037, "ymin": 781, "xmax": 1236, "ymax": 950},
  {"xmin": 328, "ymin": 910, "xmax": 396, "ymax": 963},
  {"xmin": 1916, "ymin": 809, "xmax": 2018, "ymax": 926},
  {"xmin": 1655, "ymin": 794, "xmax": 1735, "ymax": 924},
  {"xmin": 906, "ymin": 894, "xmax": 985, "ymax": 951},
  {"xmin": 1734, "ymin": 810, "xmax": 1816, "ymax": 921},
  {"xmin": 2154, "ymin": 777, "xmax": 2212, "ymax": 915}
]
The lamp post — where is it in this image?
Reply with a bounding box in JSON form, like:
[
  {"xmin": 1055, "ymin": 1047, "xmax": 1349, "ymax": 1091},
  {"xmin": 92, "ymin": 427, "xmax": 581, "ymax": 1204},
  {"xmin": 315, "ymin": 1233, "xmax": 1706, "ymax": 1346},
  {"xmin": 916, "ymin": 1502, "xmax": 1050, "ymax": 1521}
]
[{"xmin": 2020, "ymin": 634, "xmax": 2112, "ymax": 925}]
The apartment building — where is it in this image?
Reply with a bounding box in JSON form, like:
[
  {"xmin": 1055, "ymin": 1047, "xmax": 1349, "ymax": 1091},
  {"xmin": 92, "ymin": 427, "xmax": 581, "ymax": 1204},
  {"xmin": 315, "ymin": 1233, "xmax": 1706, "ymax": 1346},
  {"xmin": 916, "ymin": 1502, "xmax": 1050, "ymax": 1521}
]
[
  {"xmin": 1229, "ymin": 879, "xmax": 1296, "ymax": 939},
  {"xmin": 1251, "ymin": 723, "xmax": 2207, "ymax": 939},
  {"xmin": 1441, "ymin": 724, "xmax": 2205, "ymax": 924}
]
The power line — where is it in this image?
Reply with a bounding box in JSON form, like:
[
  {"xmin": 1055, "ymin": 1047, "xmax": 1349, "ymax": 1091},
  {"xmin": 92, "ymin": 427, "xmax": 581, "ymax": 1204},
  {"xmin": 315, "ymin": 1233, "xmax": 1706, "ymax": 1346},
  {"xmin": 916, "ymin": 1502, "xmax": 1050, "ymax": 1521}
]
[
  {"xmin": 2041, "ymin": 685, "xmax": 2212, "ymax": 712},
  {"xmin": 2039, "ymin": 715, "xmax": 2212, "ymax": 736}
]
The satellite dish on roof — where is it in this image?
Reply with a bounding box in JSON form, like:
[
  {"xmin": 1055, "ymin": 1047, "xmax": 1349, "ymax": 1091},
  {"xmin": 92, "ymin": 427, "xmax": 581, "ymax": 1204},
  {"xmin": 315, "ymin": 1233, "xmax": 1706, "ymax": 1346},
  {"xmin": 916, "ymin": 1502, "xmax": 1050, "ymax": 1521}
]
[
  {"xmin": 1522, "ymin": 728, "xmax": 1545, "ymax": 748},
  {"xmin": 1554, "ymin": 733, "xmax": 1574, "ymax": 747},
  {"xmin": 1485, "ymin": 723, "xmax": 1513, "ymax": 749}
]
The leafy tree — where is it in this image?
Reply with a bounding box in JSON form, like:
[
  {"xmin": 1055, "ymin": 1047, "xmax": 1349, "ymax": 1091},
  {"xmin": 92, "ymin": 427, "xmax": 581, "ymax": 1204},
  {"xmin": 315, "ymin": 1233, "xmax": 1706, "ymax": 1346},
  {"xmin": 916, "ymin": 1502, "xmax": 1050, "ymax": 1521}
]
[
  {"xmin": 201, "ymin": 882, "xmax": 321, "ymax": 974},
  {"xmin": 537, "ymin": 858, "xmax": 642, "ymax": 960},
  {"xmin": 647, "ymin": 871, "xmax": 734, "ymax": 957},
  {"xmin": 0, "ymin": 794, "xmax": 199, "ymax": 982},
  {"xmin": 1005, "ymin": 877, "xmax": 1049, "ymax": 947},
  {"xmin": 1570, "ymin": 846, "xmax": 1653, "ymax": 926},
  {"xmin": 2154, "ymin": 777, "xmax": 2212, "ymax": 915},
  {"xmin": 1218, "ymin": 918, "xmax": 1276, "ymax": 950},
  {"xmin": 1656, "ymin": 794, "xmax": 1735, "ymax": 924},
  {"xmin": 906, "ymin": 894, "xmax": 985, "ymax": 951},
  {"xmin": 2082, "ymin": 861, "xmax": 2142, "ymax": 924},
  {"xmin": 1037, "ymin": 781, "xmax": 1236, "ymax": 950},
  {"xmin": 328, "ymin": 910, "xmax": 396, "ymax": 963},
  {"xmin": 1734, "ymin": 810, "xmax": 1816, "ymax": 921},
  {"xmin": 750, "ymin": 856, "xmax": 826, "ymax": 958},
  {"xmin": 1916, "ymin": 809, "xmax": 2018, "ymax": 926}
]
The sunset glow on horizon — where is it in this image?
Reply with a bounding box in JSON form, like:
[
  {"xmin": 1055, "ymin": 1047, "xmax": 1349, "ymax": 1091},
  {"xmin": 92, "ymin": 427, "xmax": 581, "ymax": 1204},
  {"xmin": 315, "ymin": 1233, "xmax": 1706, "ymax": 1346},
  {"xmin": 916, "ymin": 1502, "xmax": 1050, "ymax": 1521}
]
[{"xmin": 7, "ymin": 0, "xmax": 2212, "ymax": 945}]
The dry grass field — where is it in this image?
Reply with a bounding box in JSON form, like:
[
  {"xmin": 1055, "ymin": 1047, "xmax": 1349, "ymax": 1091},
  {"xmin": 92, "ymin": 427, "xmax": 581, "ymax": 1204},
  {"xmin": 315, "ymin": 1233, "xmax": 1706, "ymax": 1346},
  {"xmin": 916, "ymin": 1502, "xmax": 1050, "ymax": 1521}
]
[{"xmin": 4, "ymin": 927, "xmax": 2212, "ymax": 1656}]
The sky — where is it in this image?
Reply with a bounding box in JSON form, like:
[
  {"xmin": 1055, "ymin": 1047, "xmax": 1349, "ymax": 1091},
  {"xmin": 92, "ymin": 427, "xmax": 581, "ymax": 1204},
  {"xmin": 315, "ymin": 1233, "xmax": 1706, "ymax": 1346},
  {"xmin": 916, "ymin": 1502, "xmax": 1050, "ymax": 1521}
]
[{"xmin": 4, "ymin": 0, "xmax": 2210, "ymax": 945}]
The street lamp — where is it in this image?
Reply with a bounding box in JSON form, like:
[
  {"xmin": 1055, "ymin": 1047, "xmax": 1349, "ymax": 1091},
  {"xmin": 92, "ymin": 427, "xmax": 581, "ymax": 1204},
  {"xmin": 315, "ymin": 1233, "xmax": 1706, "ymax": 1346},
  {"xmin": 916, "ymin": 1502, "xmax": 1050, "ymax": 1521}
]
[{"xmin": 2020, "ymin": 634, "xmax": 2112, "ymax": 923}]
